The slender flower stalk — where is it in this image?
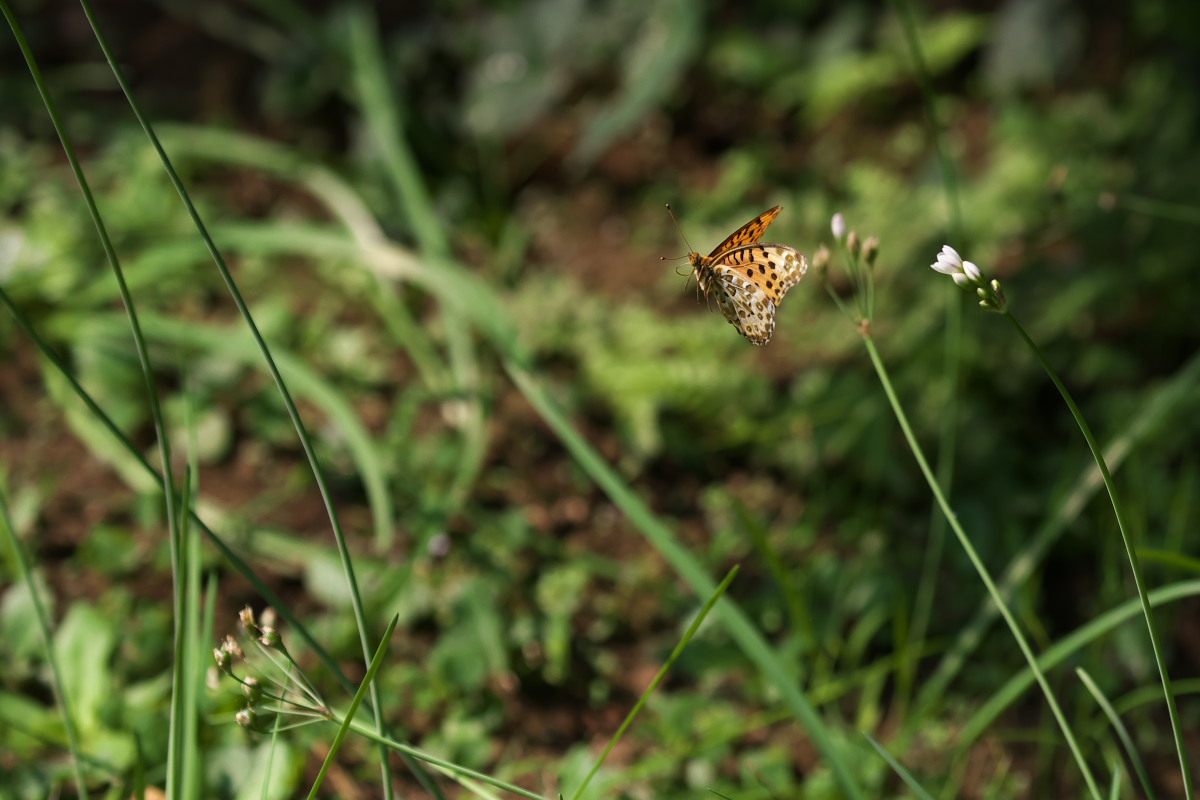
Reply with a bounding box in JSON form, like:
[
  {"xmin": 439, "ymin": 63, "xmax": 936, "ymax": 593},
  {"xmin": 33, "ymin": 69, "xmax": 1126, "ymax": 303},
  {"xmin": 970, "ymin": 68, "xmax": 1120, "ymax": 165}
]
[
  {"xmin": 930, "ymin": 248, "xmax": 1194, "ymax": 800},
  {"xmin": 823, "ymin": 217, "xmax": 1102, "ymax": 799}
]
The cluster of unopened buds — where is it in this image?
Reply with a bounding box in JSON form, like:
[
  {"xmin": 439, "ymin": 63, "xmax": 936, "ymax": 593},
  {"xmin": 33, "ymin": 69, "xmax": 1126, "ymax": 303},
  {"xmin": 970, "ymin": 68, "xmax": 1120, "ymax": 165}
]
[
  {"xmin": 813, "ymin": 212, "xmax": 879, "ymax": 282},
  {"xmin": 212, "ymin": 606, "xmax": 329, "ymax": 731},
  {"xmin": 930, "ymin": 245, "xmax": 1007, "ymax": 311}
]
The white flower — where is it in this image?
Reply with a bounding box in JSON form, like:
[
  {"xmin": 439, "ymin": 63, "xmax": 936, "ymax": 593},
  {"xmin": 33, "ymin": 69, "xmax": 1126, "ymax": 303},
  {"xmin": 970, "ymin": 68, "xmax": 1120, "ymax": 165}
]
[
  {"xmin": 930, "ymin": 245, "xmax": 981, "ymax": 283},
  {"xmin": 831, "ymin": 213, "xmax": 846, "ymax": 240},
  {"xmin": 935, "ymin": 245, "xmax": 962, "ymax": 269}
]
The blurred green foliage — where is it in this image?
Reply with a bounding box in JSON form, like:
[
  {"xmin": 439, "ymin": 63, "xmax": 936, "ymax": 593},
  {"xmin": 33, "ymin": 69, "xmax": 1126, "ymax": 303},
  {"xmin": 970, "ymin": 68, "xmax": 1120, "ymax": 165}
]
[{"xmin": 3, "ymin": 0, "xmax": 1200, "ymax": 798}]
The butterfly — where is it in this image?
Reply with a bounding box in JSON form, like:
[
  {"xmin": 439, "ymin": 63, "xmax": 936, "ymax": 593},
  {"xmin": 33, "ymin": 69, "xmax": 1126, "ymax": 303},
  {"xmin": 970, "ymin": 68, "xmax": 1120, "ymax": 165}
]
[{"xmin": 669, "ymin": 205, "xmax": 808, "ymax": 346}]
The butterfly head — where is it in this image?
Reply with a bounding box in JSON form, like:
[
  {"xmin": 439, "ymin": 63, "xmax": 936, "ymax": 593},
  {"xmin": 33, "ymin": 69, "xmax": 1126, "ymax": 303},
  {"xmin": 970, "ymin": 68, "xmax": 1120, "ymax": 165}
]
[{"xmin": 663, "ymin": 204, "xmax": 711, "ymax": 288}]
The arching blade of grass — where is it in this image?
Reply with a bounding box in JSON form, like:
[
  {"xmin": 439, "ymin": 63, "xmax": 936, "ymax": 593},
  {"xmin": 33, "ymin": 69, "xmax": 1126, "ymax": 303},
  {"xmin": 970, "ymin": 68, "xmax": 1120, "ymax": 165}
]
[
  {"xmin": 343, "ymin": 724, "xmax": 553, "ymax": 800},
  {"xmin": 863, "ymin": 733, "xmax": 936, "ymax": 800},
  {"xmin": 344, "ymin": 6, "xmax": 491, "ymax": 536},
  {"xmin": 507, "ymin": 366, "xmax": 865, "ymax": 800},
  {"xmin": 571, "ymin": 566, "xmax": 740, "ymax": 800},
  {"xmin": 1077, "ymin": 668, "xmax": 1158, "ymax": 800},
  {"xmin": 1006, "ymin": 311, "xmax": 1193, "ymax": 800}
]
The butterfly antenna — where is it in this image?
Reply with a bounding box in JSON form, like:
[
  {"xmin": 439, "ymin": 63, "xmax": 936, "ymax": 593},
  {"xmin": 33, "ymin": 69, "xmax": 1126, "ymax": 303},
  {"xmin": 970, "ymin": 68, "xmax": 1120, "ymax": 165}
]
[{"xmin": 664, "ymin": 203, "xmax": 695, "ymax": 254}]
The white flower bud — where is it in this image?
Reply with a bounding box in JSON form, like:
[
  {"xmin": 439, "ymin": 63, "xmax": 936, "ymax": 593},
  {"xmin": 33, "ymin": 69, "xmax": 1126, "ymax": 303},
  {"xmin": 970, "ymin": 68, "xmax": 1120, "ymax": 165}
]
[{"xmin": 831, "ymin": 213, "xmax": 846, "ymax": 240}]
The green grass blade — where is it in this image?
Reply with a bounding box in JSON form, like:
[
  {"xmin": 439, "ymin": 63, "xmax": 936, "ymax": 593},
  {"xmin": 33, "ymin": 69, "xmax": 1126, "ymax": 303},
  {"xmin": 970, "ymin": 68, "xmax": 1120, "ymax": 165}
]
[
  {"xmin": 2, "ymin": 4, "xmax": 185, "ymax": 790},
  {"xmin": 863, "ymin": 732, "xmax": 936, "ymax": 800},
  {"xmin": 345, "ymin": 6, "xmax": 450, "ymax": 260},
  {"xmin": 0, "ymin": 485, "xmax": 89, "ymax": 796},
  {"xmin": 955, "ymin": 579, "xmax": 1200, "ymax": 752},
  {"xmin": 306, "ymin": 615, "xmax": 400, "ymax": 800},
  {"xmin": 571, "ymin": 566, "xmax": 740, "ymax": 800},
  {"xmin": 345, "ymin": 723, "xmax": 552, "ymax": 800},
  {"xmin": 1077, "ymin": 668, "xmax": 1158, "ymax": 800}
]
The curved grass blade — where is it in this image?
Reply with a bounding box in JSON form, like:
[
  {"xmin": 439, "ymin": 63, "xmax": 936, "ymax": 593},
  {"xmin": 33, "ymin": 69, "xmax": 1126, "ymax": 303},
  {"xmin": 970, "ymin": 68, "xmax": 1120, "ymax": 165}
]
[
  {"xmin": 1077, "ymin": 668, "xmax": 1157, "ymax": 800},
  {"xmin": 864, "ymin": 732, "xmax": 936, "ymax": 800}
]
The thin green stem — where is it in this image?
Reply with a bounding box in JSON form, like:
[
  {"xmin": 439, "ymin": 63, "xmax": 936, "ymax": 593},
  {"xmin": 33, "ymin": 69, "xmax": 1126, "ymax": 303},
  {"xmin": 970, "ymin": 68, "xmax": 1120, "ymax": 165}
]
[
  {"xmin": 307, "ymin": 616, "xmax": 399, "ymax": 800},
  {"xmin": 860, "ymin": 332, "xmax": 1102, "ymax": 800},
  {"xmin": 571, "ymin": 567, "xmax": 739, "ymax": 800},
  {"xmin": 344, "ymin": 722, "xmax": 551, "ymax": 800},
  {"xmin": 0, "ymin": 487, "xmax": 89, "ymax": 797},
  {"xmin": 1004, "ymin": 311, "xmax": 1194, "ymax": 799}
]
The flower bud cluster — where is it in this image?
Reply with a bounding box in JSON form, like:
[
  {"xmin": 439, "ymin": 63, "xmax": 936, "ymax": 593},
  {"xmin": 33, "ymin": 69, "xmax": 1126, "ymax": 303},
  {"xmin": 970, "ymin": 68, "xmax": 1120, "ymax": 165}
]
[{"xmin": 930, "ymin": 245, "xmax": 1007, "ymax": 311}]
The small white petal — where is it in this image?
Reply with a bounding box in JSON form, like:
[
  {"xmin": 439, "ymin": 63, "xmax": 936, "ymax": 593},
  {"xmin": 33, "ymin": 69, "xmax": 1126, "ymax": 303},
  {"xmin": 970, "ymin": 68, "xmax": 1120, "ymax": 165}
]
[
  {"xmin": 831, "ymin": 213, "xmax": 847, "ymax": 239},
  {"xmin": 939, "ymin": 245, "xmax": 962, "ymax": 267},
  {"xmin": 962, "ymin": 260, "xmax": 982, "ymax": 281},
  {"xmin": 952, "ymin": 272, "xmax": 972, "ymax": 287},
  {"xmin": 931, "ymin": 261, "xmax": 959, "ymax": 275}
]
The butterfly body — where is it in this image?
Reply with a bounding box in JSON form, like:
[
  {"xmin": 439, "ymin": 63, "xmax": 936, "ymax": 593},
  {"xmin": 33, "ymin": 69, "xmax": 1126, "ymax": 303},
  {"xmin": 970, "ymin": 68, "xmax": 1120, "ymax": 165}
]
[{"xmin": 683, "ymin": 206, "xmax": 808, "ymax": 346}]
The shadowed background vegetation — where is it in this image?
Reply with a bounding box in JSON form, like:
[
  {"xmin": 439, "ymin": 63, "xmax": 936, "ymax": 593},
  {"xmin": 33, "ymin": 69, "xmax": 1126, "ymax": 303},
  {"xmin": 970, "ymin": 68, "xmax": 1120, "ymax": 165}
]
[{"xmin": 2, "ymin": 0, "xmax": 1199, "ymax": 798}]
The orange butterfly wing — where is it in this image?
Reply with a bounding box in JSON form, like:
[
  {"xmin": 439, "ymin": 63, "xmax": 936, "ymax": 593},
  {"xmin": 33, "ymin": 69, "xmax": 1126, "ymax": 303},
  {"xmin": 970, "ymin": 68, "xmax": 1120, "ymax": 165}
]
[{"xmin": 707, "ymin": 206, "xmax": 782, "ymax": 259}]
